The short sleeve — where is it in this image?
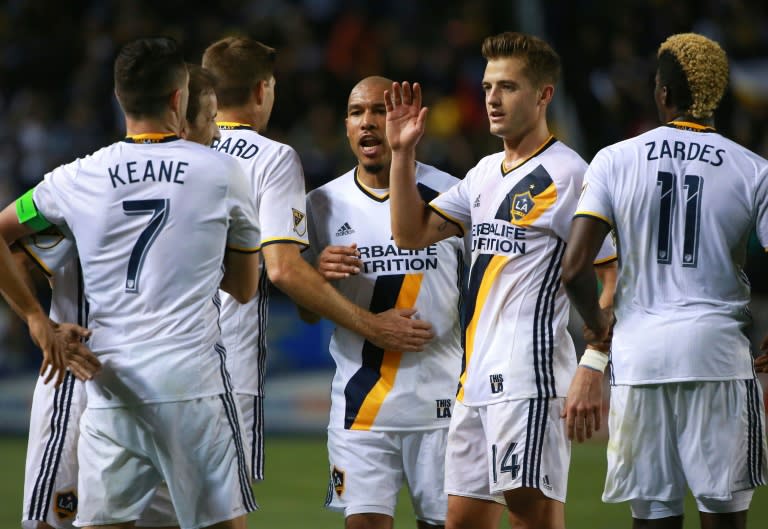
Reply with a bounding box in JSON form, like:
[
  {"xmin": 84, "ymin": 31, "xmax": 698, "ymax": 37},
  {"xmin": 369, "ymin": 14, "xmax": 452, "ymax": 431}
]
[
  {"xmin": 428, "ymin": 169, "xmax": 472, "ymax": 235},
  {"xmin": 302, "ymin": 190, "xmax": 321, "ymax": 265},
  {"xmin": 19, "ymin": 228, "xmax": 76, "ymax": 276},
  {"xmin": 32, "ymin": 162, "xmax": 80, "ymax": 227},
  {"xmin": 594, "ymin": 232, "xmax": 618, "ymax": 265},
  {"xmin": 259, "ymin": 147, "xmax": 309, "ymax": 248},
  {"xmin": 226, "ymin": 163, "xmax": 261, "ymax": 253},
  {"xmin": 574, "ymin": 149, "xmax": 615, "ymax": 227},
  {"xmin": 548, "ymin": 167, "xmax": 583, "ymax": 241},
  {"xmin": 756, "ymin": 165, "xmax": 768, "ymax": 250}
]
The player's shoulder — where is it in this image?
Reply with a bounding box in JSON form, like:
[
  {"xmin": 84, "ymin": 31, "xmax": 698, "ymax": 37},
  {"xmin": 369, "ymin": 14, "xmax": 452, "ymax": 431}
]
[
  {"xmin": 542, "ymin": 139, "xmax": 588, "ymax": 173},
  {"xmin": 308, "ymin": 167, "xmax": 355, "ymax": 200},
  {"xmin": 414, "ymin": 161, "xmax": 460, "ymax": 191}
]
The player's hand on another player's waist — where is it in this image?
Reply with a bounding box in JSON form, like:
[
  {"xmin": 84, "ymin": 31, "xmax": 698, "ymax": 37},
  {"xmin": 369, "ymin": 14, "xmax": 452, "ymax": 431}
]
[
  {"xmin": 368, "ymin": 308, "xmax": 434, "ymax": 352},
  {"xmin": 317, "ymin": 244, "xmax": 361, "ymax": 280},
  {"xmin": 755, "ymin": 336, "xmax": 768, "ymax": 373},
  {"xmin": 29, "ymin": 315, "xmax": 100, "ymax": 386},
  {"xmin": 583, "ymin": 306, "xmax": 615, "ymax": 353},
  {"xmin": 57, "ymin": 322, "xmax": 101, "ymax": 382}
]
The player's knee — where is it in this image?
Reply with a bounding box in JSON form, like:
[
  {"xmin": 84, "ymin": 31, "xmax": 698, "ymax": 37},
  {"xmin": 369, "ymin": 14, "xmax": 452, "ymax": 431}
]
[
  {"xmin": 345, "ymin": 513, "xmax": 393, "ymax": 529},
  {"xmin": 504, "ymin": 488, "xmax": 564, "ymax": 529}
]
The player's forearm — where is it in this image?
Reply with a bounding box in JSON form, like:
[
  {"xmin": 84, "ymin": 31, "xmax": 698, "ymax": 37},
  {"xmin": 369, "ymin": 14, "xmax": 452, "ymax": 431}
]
[
  {"xmin": 595, "ymin": 261, "xmax": 617, "ymax": 309},
  {"xmin": 389, "ymin": 149, "xmax": 432, "ymax": 249},
  {"xmin": 0, "ymin": 240, "xmax": 46, "ymax": 324},
  {"xmin": 563, "ymin": 265, "xmax": 603, "ymax": 333}
]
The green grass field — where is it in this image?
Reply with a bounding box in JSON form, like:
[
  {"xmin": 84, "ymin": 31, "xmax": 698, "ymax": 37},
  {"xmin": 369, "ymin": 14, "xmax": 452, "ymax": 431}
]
[{"xmin": 1, "ymin": 436, "xmax": 765, "ymax": 528}]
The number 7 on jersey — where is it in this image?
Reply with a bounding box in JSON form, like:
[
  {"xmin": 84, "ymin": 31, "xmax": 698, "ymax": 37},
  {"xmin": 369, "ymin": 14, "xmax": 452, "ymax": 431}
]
[{"xmin": 123, "ymin": 199, "xmax": 170, "ymax": 293}]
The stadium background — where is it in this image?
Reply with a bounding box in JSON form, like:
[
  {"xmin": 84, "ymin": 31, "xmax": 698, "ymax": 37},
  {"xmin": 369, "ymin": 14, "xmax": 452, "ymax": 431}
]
[{"xmin": 0, "ymin": 1, "xmax": 766, "ymax": 527}]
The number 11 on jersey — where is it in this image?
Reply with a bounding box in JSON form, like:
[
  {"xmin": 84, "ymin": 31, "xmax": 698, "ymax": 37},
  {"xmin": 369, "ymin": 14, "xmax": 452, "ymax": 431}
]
[{"xmin": 656, "ymin": 171, "xmax": 703, "ymax": 268}]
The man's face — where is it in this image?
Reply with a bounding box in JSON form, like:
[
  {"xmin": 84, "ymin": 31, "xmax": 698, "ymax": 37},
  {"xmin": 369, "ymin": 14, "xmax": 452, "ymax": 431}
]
[
  {"xmin": 345, "ymin": 80, "xmax": 390, "ymax": 174},
  {"xmin": 184, "ymin": 91, "xmax": 220, "ymax": 146},
  {"xmin": 482, "ymin": 57, "xmax": 545, "ymax": 140}
]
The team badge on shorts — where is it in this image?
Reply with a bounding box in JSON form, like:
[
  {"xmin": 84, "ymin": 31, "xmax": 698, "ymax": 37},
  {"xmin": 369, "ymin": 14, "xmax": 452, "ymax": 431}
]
[
  {"xmin": 331, "ymin": 466, "xmax": 345, "ymax": 497},
  {"xmin": 511, "ymin": 191, "xmax": 535, "ymax": 221},
  {"xmin": 54, "ymin": 490, "xmax": 78, "ymax": 520},
  {"xmin": 292, "ymin": 208, "xmax": 307, "ymax": 236}
]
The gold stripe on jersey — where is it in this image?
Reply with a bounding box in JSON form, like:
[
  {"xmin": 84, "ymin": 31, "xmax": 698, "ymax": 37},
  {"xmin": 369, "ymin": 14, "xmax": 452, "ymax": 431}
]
[
  {"xmin": 457, "ymin": 255, "xmax": 508, "ymax": 402},
  {"xmin": 501, "ymin": 135, "xmax": 556, "ymax": 175},
  {"xmin": 573, "ymin": 210, "xmax": 613, "ymax": 226},
  {"xmin": 18, "ymin": 242, "xmax": 53, "ymax": 277},
  {"xmin": 353, "ymin": 168, "xmax": 389, "ymax": 202},
  {"xmin": 123, "ymin": 133, "xmax": 179, "ymax": 144},
  {"xmin": 350, "ymin": 273, "xmax": 424, "ymax": 430},
  {"xmin": 259, "ymin": 236, "xmax": 309, "ymax": 248},
  {"xmin": 216, "ymin": 121, "xmax": 255, "ymax": 131},
  {"xmin": 427, "ymin": 203, "xmax": 466, "ymax": 236},
  {"xmin": 666, "ymin": 120, "xmax": 716, "ymax": 133},
  {"xmin": 507, "ymin": 163, "xmax": 558, "ymax": 227},
  {"xmin": 226, "ymin": 243, "xmax": 261, "ymax": 253},
  {"xmin": 594, "ymin": 254, "xmax": 618, "ymax": 265}
]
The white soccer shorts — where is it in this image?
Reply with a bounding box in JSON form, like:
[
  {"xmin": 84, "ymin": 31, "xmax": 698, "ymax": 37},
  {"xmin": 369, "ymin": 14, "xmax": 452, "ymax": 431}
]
[
  {"xmin": 445, "ymin": 398, "xmax": 569, "ymax": 503},
  {"xmin": 325, "ymin": 427, "xmax": 448, "ymax": 524},
  {"xmin": 75, "ymin": 394, "xmax": 257, "ymax": 529},
  {"xmin": 23, "ymin": 374, "xmax": 177, "ymax": 529},
  {"xmin": 236, "ymin": 392, "xmax": 264, "ymax": 482},
  {"xmin": 604, "ymin": 380, "xmax": 767, "ymax": 515}
]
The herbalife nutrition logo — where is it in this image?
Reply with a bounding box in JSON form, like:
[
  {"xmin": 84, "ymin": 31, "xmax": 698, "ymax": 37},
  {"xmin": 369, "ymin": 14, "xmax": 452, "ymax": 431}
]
[{"xmin": 336, "ymin": 222, "xmax": 355, "ymax": 236}]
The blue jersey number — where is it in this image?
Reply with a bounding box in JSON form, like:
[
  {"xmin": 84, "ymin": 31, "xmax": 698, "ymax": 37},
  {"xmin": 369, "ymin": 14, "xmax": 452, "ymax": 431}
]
[
  {"xmin": 123, "ymin": 199, "xmax": 169, "ymax": 293},
  {"xmin": 656, "ymin": 172, "xmax": 703, "ymax": 267}
]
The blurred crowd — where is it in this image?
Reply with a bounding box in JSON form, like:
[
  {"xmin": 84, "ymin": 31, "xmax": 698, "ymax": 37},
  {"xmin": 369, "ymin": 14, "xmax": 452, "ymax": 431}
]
[{"xmin": 0, "ymin": 0, "xmax": 767, "ymax": 372}]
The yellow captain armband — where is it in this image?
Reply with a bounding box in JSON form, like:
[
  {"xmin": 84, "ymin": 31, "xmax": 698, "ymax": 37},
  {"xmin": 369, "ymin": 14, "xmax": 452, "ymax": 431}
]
[
  {"xmin": 579, "ymin": 347, "xmax": 609, "ymax": 373},
  {"xmin": 15, "ymin": 189, "xmax": 52, "ymax": 232}
]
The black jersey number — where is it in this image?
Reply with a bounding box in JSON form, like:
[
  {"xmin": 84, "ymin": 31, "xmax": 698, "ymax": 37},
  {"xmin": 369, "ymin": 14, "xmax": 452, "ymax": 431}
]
[
  {"xmin": 123, "ymin": 199, "xmax": 169, "ymax": 293},
  {"xmin": 656, "ymin": 172, "xmax": 703, "ymax": 267}
]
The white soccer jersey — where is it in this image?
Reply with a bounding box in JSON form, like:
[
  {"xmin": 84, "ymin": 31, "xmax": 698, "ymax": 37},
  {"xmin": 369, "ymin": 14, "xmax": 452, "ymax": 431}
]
[
  {"xmin": 430, "ymin": 137, "xmax": 616, "ymax": 406},
  {"xmin": 211, "ymin": 124, "xmax": 309, "ymax": 396},
  {"xmin": 576, "ymin": 122, "xmax": 768, "ymax": 384},
  {"xmin": 32, "ymin": 135, "xmax": 261, "ymax": 408},
  {"xmin": 305, "ymin": 163, "xmax": 465, "ymax": 431}
]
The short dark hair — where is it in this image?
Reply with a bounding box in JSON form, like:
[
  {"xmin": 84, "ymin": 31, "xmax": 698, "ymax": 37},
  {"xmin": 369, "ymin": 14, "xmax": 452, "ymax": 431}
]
[
  {"xmin": 481, "ymin": 32, "xmax": 561, "ymax": 88},
  {"xmin": 657, "ymin": 33, "xmax": 728, "ymax": 119},
  {"xmin": 186, "ymin": 64, "xmax": 218, "ymax": 124},
  {"xmin": 114, "ymin": 37, "xmax": 187, "ymax": 118},
  {"xmin": 202, "ymin": 36, "xmax": 276, "ymax": 108}
]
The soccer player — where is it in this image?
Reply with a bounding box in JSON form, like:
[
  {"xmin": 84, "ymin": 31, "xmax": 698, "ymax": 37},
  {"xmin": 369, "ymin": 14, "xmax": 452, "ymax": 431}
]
[
  {"xmin": 385, "ymin": 32, "xmax": 616, "ymax": 529},
  {"xmin": 13, "ymin": 60, "xmax": 224, "ymax": 529},
  {"xmin": 0, "ymin": 37, "xmax": 261, "ymax": 529},
  {"xmin": 202, "ymin": 37, "xmax": 434, "ymax": 484},
  {"xmin": 562, "ymin": 33, "xmax": 768, "ymax": 529},
  {"xmin": 302, "ymin": 75, "xmax": 465, "ymax": 529}
]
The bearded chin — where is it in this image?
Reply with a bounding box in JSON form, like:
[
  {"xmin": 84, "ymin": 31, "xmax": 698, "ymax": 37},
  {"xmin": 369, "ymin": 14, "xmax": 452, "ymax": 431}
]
[{"xmin": 362, "ymin": 162, "xmax": 384, "ymax": 174}]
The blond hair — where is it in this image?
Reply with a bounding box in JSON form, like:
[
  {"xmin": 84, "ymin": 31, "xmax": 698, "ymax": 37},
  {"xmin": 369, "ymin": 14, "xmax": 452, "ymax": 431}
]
[{"xmin": 657, "ymin": 33, "xmax": 728, "ymax": 119}]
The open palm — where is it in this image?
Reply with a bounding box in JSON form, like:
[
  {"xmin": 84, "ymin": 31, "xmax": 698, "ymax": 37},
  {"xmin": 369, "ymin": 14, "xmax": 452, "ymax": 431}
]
[{"xmin": 385, "ymin": 81, "xmax": 428, "ymax": 151}]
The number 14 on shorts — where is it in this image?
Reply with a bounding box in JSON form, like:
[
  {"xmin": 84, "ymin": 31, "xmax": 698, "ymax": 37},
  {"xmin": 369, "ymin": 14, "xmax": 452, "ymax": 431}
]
[{"xmin": 492, "ymin": 442, "xmax": 520, "ymax": 483}]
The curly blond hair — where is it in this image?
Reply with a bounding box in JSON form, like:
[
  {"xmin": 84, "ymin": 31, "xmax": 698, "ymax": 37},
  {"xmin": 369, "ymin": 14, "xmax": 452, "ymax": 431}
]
[{"xmin": 657, "ymin": 33, "xmax": 729, "ymax": 119}]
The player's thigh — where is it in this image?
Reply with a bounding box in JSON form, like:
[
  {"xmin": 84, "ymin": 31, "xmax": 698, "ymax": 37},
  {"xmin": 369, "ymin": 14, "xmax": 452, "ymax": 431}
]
[
  {"xmin": 445, "ymin": 494, "xmax": 504, "ymax": 529},
  {"xmin": 134, "ymin": 481, "xmax": 178, "ymax": 528},
  {"xmin": 24, "ymin": 374, "xmax": 85, "ymax": 529},
  {"xmin": 678, "ymin": 380, "xmax": 767, "ymax": 504},
  {"xmin": 444, "ymin": 400, "xmax": 497, "ymax": 502},
  {"xmin": 484, "ymin": 398, "xmax": 569, "ymax": 504},
  {"xmin": 326, "ymin": 428, "xmax": 403, "ymax": 518},
  {"xmin": 604, "ymin": 385, "xmax": 686, "ymax": 507},
  {"xmin": 401, "ymin": 428, "xmax": 449, "ymax": 525}
]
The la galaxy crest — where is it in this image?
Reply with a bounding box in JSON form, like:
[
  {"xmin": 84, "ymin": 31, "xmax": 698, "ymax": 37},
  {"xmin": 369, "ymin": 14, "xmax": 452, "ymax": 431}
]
[
  {"xmin": 511, "ymin": 189, "xmax": 535, "ymax": 221},
  {"xmin": 292, "ymin": 208, "xmax": 307, "ymax": 236},
  {"xmin": 331, "ymin": 466, "xmax": 345, "ymax": 497},
  {"xmin": 54, "ymin": 490, "xmax": 78, "ymax": 520}
]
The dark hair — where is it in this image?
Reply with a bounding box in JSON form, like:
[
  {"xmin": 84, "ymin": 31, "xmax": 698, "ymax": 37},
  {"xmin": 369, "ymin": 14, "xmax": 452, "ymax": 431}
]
[
  {"xmin": 186, "ymin": 64, "xmax": 218, "ymax": 123},
  {"xmin": 202, "ymin": 36, "xmax": 276, "ymax": 108},
  {"xmin": 657, "ymin": 51, "xmax": 693, "ymax": 116},
  {"xmin": 114, "ymin": 37, "xmax": 187, "ymax": 118},
  {"xmin": 481, "ymin": 32, "xmax": 561, "ymax": 88}
]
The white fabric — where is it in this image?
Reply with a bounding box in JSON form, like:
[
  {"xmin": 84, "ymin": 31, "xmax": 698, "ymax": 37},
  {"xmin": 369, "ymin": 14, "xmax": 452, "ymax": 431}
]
[
  {"xmin": 604, "ymin": 381, "xmax": 767, "ymax": 505},
  {"xmin": 31, "ymin": 138, "xmax": 260, "ymax": 407},
  {"xmin": 576, "ymin": 125, "xmax": 768, "ymax": 384},
  {"xmin": 75, "ymin": 395, "xmax": 256, "ymax": 529},
  {"xmin": 236, "ymin": 392, "xmax": 264, "ymax": 482},
  {"xmin": 325, "ymin": 427, "xmax": 448, "ymax": 523},
  {"xmin": 430, "ymin": 139, "xmax": 615, "ymax": 405},
  {"xmin": 212, "ymin": 127, "xmax": 308, "ymax": 397},
  {"xmin": 305, "ymin": 163, "xmax": 465, "ymax": 431},
  {"xmin": 445, "ymin": 398, "xmax": 569, "ymax": 502}
]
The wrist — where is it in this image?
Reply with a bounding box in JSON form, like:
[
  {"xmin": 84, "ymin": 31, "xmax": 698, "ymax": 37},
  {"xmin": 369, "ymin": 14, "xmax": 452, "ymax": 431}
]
[{"xmin": 579, "ymin": 347, "xmax": 609, "ymax": 373}]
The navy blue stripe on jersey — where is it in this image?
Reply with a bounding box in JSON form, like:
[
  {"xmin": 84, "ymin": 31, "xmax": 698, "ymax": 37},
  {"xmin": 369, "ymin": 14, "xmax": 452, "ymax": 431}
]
[
  {"xmin": 29, "ymin": 372, "xmax": 76, "ymax": 522},
  {"xmin": 257, "ymin": 266, "xmax": 269, "ymax": 396},
  {"xmin": 251, "ymin": 395, "xmax": 265, "ymax": 481},
  {"xmin": 218, "ymin": 394, "xmax": 258, "ymax": 512},
  {"xmin": 543, "ymin": 242, "xmax": 565, "ymax": 397},
  {"xmin": 533, "ymin": 398, "xmax": 550, "ymax": 487},
  {"xmin": 343, "ymin": 274, "xmax": 405, "ymax": 429},
  {"xmin": 747, "ymin": 379, "xmax": 766, "ymax": 487},
  {"xmin": 417, "ymin": 183, "xmax": 439, "ymax": 203},
  {"xmin": 457, "ymin": 253, "xmax": 493, "ymax": 397},
  {"xmin": 500, "ymin": 137, "xmax": 557, "ymax": 176},
  {"xmin": 122, "ymin": 134, "xmax": 180, "ymax": 144},
  {"xmin": 353, "ymin": 167, "xmax": 389, "ymax": 202},
  {"xmin": 533, "ymin": 239, "xmax": 565, "ymax": 398},
  {"xmin": 506, "ymin": 164, "xmax": 554, "ymax": 198},
  {"xmin": 521, "ymin": 398, "xmax": 544, "ymax": 488}
]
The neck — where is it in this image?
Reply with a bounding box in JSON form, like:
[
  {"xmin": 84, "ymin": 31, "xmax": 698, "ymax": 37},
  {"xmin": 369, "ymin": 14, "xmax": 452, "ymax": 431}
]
[
  {"xmin": 124, "ymin": 115, "xmax": 179, "ymax": 137},
  {"xmin": 356, "ymin": 164, "xmax": 390, "ymax": 189},
  {"xmin": 217, "ymin": 107, "xmax": 261, "ymax": 131},
  {"xmin": 502, "ymin": 119, "xmax": 551, "ymax": 166}
]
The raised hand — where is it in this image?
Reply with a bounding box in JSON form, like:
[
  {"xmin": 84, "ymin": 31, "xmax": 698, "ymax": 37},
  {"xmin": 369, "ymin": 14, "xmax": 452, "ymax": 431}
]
[
  {"xmin": 385, "ymin": 81, "xmax": 429, "ymax": 152},
  {"xmin": 316, "ymin": 244, "xmax": 362, "ymax": 280},
  {"xmin": 367, "ymin": 307, "xmax": 434, "ymax": 352}
]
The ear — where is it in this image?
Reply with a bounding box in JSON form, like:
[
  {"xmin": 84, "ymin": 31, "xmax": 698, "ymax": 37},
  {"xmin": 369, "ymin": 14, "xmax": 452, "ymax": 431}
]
[
  {"xmin": 169, "ymin": 88, "xmax": 183, "ymax": 115},
  {"xmin": 539, "ymin": 84, "xmax": 555, "ymax": 106},
  {"xmin": 252, "ymin": 80, "xmax": 266, "ymax": 106}
]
